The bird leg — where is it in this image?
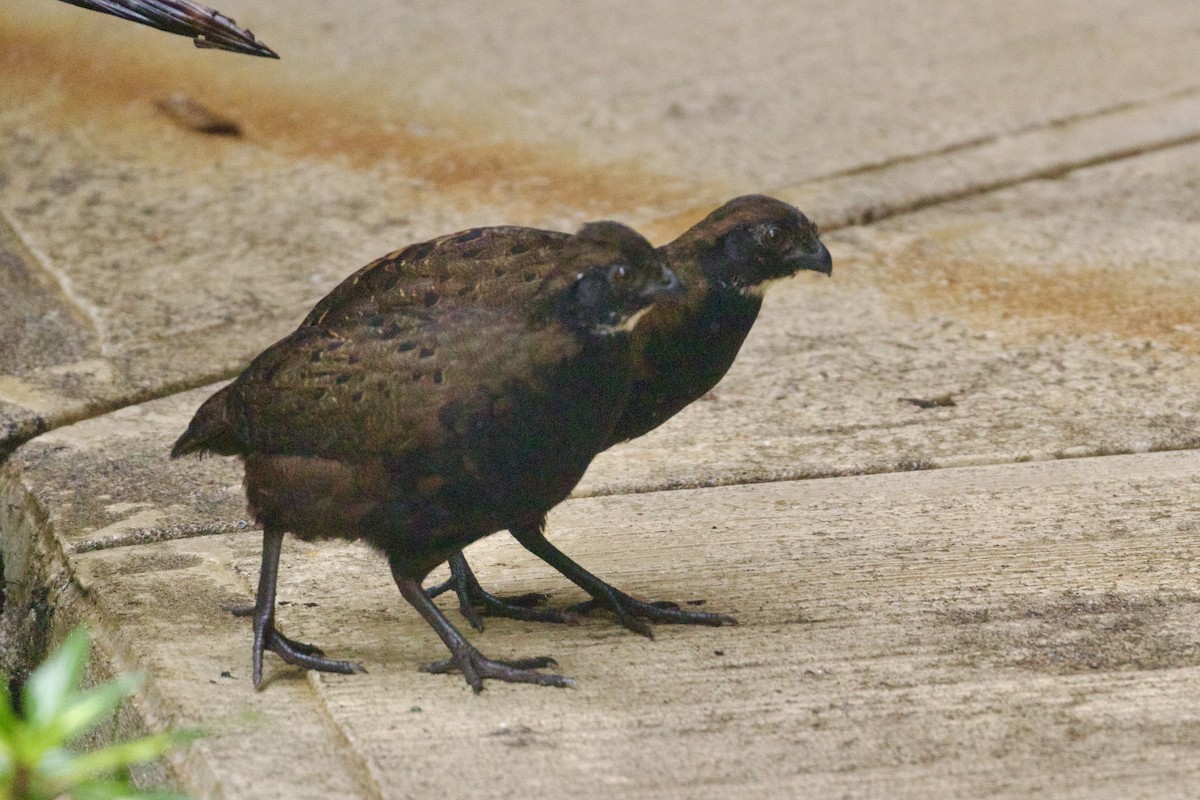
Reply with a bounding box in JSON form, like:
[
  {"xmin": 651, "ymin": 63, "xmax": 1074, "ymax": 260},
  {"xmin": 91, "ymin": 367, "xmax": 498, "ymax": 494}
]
[
  {"xmin": 242, "ymin": 527, "xmax": 366, "ymax": 688},
  {"xmin": 391, "ymin": 559, "xmax": 575, "ymax": 692},
  {"xmin": 510, "ymin": 520, "xmax": 737, "ymax": 638},
  {"xmin": 425, "ymin": 551, "xmax": 576, "ymax": 632}
]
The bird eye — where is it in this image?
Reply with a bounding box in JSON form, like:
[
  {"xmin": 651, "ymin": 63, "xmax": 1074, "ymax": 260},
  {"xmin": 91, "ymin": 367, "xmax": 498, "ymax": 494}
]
[
  {"xmin": 608, "ymin": 264, "xmax": 630, "ymax": 284},
  {"xmin": 760, "ymin": 224, "xmax": 792, "ymax": 251}
]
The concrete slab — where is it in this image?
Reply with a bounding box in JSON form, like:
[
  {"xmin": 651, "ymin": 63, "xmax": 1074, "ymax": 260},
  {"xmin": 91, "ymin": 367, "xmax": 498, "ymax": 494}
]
[
  {"xmin": 4, "ymin": 0, "xmax": 1200, "ymax": 455},
  {"xmin": 4, "ymin": 403, "xmax": 1199, "ymax": 798}
]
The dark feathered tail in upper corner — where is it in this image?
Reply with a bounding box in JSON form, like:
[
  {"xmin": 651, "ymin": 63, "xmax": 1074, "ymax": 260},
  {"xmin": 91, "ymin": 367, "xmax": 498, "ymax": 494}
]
[{"xmin": 170, "ymin": 384, "xmax": 243, "ymax": 458}]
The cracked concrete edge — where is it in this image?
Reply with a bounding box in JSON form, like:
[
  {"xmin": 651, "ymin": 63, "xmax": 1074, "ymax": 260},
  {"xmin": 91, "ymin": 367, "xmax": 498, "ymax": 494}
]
[
  {"xmin": 651, "ymin": 88, "xmax": 1200, "ymax": 237},
  {"xmin": 5, "ymin": 89, "xmax": 1200, "ymax": 459},
  {"xmin": 0, "ymin": 205, "xmax": 105, "ymax": 343},
  {"xmin": 783, "ymin": 88, "xmax": 1200, "ymax": 229},
  {"xmin": 577, "ymin": 438, "xmax": 1200, "ymax": 499}
]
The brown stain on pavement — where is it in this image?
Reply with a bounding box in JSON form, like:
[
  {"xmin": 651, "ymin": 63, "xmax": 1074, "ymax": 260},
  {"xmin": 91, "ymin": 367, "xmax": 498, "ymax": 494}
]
[
  {"xmin": 640, "ymin": 204, "xmax": 716, "ymax": 246},
  {"xmin": 0, "ymin": 17, "xmax": 711, "ymax": 221},
  {"xmin": 879, "ymin": 235, "xmax": 1200, "ymax": 353}
]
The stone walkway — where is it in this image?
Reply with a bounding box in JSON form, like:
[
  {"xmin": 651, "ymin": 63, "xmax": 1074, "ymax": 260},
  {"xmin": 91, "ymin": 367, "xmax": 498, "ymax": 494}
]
[{"xmin": 2, "ymin": 2, "xmax": 1198, "ymax": 798}]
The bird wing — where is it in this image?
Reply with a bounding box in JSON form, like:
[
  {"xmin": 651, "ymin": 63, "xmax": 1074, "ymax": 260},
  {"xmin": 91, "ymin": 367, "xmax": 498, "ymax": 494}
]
[
  {"xmin": 178, "ymin": 225, "xmax": 586, "ymax": 462},
  {"xmin": 302, "ymin": 226, "xmax": 572, "ymax": 329},
  {"xmin": 231, "ymin": 322, "xmax": 428, "ymax": 457},
  {"xmin": 226, "ymin": 303, "xmax": 567, "ymax": 461}
]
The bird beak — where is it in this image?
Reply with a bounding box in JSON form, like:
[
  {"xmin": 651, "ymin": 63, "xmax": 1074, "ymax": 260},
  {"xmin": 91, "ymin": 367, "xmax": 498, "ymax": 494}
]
[{"xmin": 794, "ymin": 239, "xmax": 833, "ymax": 277}]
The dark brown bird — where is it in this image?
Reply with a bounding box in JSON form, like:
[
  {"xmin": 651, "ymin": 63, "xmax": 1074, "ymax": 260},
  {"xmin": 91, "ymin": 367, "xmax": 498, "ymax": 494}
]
[
  {"xmin": 428, "ymin": 195, "xmax": 832, "ymax": 635},
  {"xmin": 171, "ymin": 221, "xmax": 682, "ymax": 691}
]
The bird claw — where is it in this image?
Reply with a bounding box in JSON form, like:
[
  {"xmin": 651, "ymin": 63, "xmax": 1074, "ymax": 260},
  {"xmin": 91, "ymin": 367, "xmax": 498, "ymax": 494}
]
[
  {"xmin": 261, "ymin": 627, "xmax": 328, "ymax": 659},
  {"xmin": 461, "ymin": 591, "xmax": 576, "ymax": 632},
  {"xmin": 246, "ymin": 610, "xmax": 365, "ymax": 688},
  {"xmin": 566, "ymin": 592, "xmax": 737, "ymax": 638},
  {"xmin": 260, "ymin": 628, "xmax": 365, "ymax": 683},
  {"xmin": 421, "ymin": 653, "xmax": 575, "ymax": 692},
  {"xmin": 426, "ymin": 569, "xmax": 575, "ymax": 632},
  {"xmin": 425, "ymin": 582, "xmax": 550, "ymax": 610}
]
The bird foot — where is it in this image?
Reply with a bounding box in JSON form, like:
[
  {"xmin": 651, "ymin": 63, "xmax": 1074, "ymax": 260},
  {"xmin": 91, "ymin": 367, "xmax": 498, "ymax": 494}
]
[
  {"xmin": 567, "ymin": 592, "xmax": 737, "ymax": 638},
  {"xmin": 259, "ymin": 627, "xmax": 367, "ymax": 685},
  {"xmin": 421, "ymin": 652, "xmax": 576, "ymax": 692},
  {"xmin": 425, "ymin": 573, "xmax": 576, "ymax": 633},
  {"xmin": 234, "ymin": 605, "xmax": 366, "ymax": 687}
]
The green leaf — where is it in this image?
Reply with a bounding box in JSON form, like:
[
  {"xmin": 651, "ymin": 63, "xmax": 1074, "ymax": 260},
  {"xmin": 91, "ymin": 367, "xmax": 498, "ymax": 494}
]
[
  {"xmin": 43, "ymin": 733, "xmax": 176, "ymax": 784},
  {"xmin": 53, "ymin": 673, "xmax": 144, "ymax": 744},
  {"xmin": 2, "ymin": 625, "xmax": 198, "ymax": 799},
  {"xmin": 23, "ymin": 628, "xmax": 91, "ymax": 729}
]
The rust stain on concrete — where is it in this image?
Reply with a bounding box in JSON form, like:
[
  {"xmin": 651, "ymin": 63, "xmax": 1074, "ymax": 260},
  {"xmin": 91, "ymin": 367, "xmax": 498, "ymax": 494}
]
[
  {"xmin": 0, "ymin": 19, "xmax": 712, "ymax": 221},
  {"xmin": 879, "ymin": 235, "xmax": 1200, "ymax": 353},
  {"xmin": 640, "ymin": 204, "xmax": 716, "ymax": 246}
]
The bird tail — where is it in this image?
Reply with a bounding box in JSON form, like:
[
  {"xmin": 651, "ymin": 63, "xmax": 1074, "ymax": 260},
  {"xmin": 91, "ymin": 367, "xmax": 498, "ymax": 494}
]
[{"xmin": 170, "ymin": 383, "xmax": 243, "ymax": 458}]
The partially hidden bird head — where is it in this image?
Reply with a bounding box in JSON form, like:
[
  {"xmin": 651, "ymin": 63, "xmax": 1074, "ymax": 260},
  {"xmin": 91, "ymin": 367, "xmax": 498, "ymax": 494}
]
[
  {"xmin": 668, "ymin": 194, "xmax": 832, "ymax": 294},
  {"xmin": 552, "ymin": 221, "xmax": 684, "ymax": 335}
]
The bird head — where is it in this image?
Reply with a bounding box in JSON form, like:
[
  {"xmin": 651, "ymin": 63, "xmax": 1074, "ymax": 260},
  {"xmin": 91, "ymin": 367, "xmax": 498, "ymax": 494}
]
[
  {"xmin": 668, "ymin": 195, "xmax": 832, "ymax": 295},
  {"xmin": 556, "ymin": 221, "xmax": 684, "ymax": 335}
]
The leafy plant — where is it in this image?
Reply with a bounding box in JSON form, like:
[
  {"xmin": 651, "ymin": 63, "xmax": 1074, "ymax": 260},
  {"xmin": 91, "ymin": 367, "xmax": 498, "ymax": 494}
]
[{"xmin": 0, "ymin": 628, "xmax": 189, "ymax": 800}]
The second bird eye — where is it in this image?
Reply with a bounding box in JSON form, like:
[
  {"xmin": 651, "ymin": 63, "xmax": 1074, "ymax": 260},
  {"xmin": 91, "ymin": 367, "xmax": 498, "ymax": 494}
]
[{"xmin": 609, "ymin": 264, "xmax": 629, "ymax": 284}]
